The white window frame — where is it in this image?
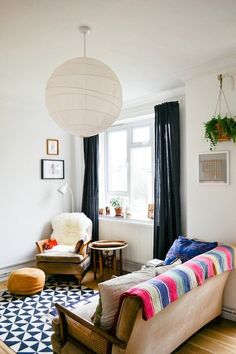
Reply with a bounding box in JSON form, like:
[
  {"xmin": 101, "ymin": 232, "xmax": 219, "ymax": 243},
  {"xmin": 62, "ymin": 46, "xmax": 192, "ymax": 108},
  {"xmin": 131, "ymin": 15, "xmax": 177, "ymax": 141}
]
[{"xmin": 101, "ymin": 119, "xmax": 154, "ymax": 214}]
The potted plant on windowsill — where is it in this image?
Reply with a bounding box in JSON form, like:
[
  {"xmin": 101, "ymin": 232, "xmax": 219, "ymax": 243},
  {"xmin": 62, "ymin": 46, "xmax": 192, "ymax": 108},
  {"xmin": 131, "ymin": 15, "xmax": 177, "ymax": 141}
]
[
  {"xmin": 110, "ymin": 197, "xmax": 123, "ymax": 217},
  {"xmin": 204, "ymin": 115, "xmax": 236, "ymax": 150}
]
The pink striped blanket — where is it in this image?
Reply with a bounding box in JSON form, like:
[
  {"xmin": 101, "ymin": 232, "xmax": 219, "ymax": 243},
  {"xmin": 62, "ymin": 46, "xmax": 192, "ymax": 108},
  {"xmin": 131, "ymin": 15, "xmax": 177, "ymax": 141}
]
[{"xmin": 119, "ymin": 245, "xmax": 236, "ymax": 321}]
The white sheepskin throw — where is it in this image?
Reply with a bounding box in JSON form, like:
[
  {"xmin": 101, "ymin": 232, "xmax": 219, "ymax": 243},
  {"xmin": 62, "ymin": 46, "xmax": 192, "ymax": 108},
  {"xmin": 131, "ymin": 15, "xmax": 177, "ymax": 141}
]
[{"xmin": 51, "ymin": 212, "xmax": 92, "ymax": 245}]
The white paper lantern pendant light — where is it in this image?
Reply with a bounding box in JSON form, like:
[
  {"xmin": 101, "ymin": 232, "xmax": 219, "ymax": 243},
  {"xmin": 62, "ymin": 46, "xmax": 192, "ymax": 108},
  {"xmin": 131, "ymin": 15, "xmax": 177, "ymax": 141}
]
[{"xmin": 45, "ymin": 25, "xmax": 122, "ymax": 137}]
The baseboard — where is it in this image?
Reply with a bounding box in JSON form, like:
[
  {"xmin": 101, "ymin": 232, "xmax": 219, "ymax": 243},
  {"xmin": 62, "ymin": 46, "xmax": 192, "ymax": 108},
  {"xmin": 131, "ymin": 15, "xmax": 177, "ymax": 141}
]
[
  {"xmin": 221, "ymin": 307, "xmax": 236, "ymax": 322},
  {"xmin": 123, "ymin": 259, "xmax": 143, "ymax": 273},
  {"xmin": 0, "ymin": 259, "xmax": 35, "ymax": 280},
  {"xmin": 0, "ymin": 258, "xmax": 141, "ymax": 280}
]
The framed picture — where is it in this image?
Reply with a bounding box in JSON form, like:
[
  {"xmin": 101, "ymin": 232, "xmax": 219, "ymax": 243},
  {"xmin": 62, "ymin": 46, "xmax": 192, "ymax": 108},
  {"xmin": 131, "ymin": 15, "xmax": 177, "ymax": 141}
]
[
  {"xmin": 46, "ymin": 139, "xmax": 59, "ymax": 155},
  {"xmin": 199, "ymin": 151, "xmax": 229, "ymax": 184},
  {"xmin": 41, "ymin": 159, "xmax": 64, "ymax": 179}
]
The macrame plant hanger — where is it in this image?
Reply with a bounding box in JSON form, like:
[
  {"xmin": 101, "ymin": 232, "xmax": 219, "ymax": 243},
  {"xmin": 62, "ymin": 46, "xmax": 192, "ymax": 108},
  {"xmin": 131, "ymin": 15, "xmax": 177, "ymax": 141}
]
[
  {"xmin": 212, "ymin": 74, "xmax": 233, "ymax": 142},
  {"xmin": 214, "ymin": 74, "xmax": 232, "ymax": 119}
]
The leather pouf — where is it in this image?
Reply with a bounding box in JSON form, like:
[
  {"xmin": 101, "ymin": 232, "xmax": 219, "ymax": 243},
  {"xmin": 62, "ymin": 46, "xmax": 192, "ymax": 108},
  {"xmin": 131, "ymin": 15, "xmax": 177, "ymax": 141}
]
[{"xmin": 7, "ymin": 267, "xmax": 45, "ymax": 295}]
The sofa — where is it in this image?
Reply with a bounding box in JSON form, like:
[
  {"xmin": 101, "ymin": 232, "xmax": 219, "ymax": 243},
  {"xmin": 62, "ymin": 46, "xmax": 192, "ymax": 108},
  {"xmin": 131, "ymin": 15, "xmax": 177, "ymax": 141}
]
[{"xmin": 51, "ymin": 244, "xmax": 235, "ymax": 354}]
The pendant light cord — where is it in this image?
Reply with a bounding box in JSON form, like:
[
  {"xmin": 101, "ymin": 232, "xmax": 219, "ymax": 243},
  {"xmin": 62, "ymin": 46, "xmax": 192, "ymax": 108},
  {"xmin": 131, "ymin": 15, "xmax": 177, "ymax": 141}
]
[
  {"xmin": 79, "ymin": 25, "xmax": 90, "ymax": 57},
  {"xmin": 84, "ymin": 31, "xmax": 86, "ymax": 57}
]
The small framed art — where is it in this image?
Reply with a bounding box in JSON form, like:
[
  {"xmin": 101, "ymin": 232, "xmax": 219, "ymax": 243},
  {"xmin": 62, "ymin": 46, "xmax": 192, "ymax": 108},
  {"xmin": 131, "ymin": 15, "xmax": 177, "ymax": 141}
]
[
  {"xmin": 147, "ymin": 203, "xmax": 154, "ymax": 219},
  {"xmin": 199, "ymin": 151, "xmax": 229, "ymax": 184},
  {"xmin": 41, "ymin": 159, "xmax": 64, "ymax": 179},
  {"xmin": 46, "ymin": 139, "xmax": 59, "ymax": 155}
]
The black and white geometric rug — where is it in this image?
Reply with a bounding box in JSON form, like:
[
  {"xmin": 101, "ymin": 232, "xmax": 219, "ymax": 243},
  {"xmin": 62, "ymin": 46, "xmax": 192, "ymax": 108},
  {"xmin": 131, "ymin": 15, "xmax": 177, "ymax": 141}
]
[{"xmin": 0, "ymin": 276, "xmax": 98, "ymax": 354}]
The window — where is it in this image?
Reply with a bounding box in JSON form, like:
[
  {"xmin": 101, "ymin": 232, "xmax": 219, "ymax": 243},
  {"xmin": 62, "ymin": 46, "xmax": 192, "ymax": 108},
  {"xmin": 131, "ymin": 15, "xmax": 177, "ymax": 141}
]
[
  {"xmin": 108, "ymin": 129, "xmax": 128, "ymax": 192},
  {"xmin": 99, "ymin": 120, "xmax": 154, "ymax": 220}
]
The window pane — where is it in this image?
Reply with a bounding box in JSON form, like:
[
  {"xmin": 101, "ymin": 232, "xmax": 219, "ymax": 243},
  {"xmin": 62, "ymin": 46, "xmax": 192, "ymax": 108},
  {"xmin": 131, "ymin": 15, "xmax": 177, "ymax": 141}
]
[
  {"xmin": 131, "ymin": 146, "xmax": 152, "ymax": 218},
  {"xmin": 108, "ymin": 130, "xmax": 127, "ymax": 192},
  {"xmin": 132, "ymin": 126, "xmax": 150, "ymax": 144}
]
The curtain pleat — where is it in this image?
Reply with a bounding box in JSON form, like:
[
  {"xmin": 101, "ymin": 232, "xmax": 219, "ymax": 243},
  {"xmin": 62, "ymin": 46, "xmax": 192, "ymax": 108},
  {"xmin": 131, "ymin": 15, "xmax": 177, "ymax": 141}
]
[
  {"xmin": 153, "ymin": 102, "xmax": 181, "ymax": 259},
  {"xmin": 82, "ymin": 135, "xmax": 99, "ymax": 241}
]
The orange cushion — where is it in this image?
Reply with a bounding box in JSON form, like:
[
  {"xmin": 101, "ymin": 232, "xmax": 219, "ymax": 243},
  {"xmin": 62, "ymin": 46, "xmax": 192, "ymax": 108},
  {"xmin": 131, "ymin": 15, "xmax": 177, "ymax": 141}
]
[{"xmin": 44, "ymin": 239, "xmax": 58, "ymax": 250}]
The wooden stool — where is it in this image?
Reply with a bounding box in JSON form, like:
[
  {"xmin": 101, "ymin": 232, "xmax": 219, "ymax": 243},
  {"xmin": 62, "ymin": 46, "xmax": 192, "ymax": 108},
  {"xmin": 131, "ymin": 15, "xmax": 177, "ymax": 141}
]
[{"xmin": 7, "ymin": 267, "xmax": 45, "ymax": 295}]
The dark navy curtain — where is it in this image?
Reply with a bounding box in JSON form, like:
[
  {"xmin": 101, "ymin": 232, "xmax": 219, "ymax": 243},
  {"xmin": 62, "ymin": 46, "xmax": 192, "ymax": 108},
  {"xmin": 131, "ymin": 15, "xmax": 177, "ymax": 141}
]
[
  {"xmin": 82, "ymin": 135, "xmax": 99, "ymax": 241},
  {"xmin": 153, "ymin": 102, "xmax": 181, "ymax": 259}
]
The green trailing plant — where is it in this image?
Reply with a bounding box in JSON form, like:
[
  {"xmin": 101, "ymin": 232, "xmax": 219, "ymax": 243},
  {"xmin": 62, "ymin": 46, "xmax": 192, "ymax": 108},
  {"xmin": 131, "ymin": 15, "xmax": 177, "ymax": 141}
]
[
  {"xmin": 204, "ymin": 115, "xmax": 236, "ymax": 150},
  {"xmin": 110, "ymin": 197, "xmax": 123, "ymax": 208}
]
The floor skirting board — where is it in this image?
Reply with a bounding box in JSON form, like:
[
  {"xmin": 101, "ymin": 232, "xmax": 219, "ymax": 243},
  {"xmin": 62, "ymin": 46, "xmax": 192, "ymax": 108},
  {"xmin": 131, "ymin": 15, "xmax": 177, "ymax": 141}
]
[
  {"xmin": 123, "ymin": 259, "xmax": 143, "ymax": 273},
  {"xmin": 222, "ymin": 307, "xmax": 236, "ymax": 322},
  {"xmin": 0, "ymin": 259, "xmax": 35, "ymax": 280},
  {"xmin": 0, "ymin": 258, "xmax": 142, "ymax": 280}
]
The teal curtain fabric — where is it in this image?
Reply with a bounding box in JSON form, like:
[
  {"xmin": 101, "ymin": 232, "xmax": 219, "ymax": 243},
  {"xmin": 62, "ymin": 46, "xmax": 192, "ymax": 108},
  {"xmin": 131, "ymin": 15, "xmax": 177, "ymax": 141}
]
[
  {"xmin": 153, "ymin": 101, "xmax": 181, "ymax": 260},
  {"xmin": 82, "ymin": 135, "xmax": 99, "ymax": 241}
]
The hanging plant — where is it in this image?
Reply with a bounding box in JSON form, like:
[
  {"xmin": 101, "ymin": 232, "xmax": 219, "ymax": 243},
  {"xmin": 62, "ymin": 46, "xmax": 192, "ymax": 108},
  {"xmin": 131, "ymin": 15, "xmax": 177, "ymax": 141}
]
[
  {"xmin": 204, "ymin": 115, "xmax": 236, "ymax": 150},
  {"xmin": 204, "ymin": 74, "xmax": 236, "ymax": 150}
]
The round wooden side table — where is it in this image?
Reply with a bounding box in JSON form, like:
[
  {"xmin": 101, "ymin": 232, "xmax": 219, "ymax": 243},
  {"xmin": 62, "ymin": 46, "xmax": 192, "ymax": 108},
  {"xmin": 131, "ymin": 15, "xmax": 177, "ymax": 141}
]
[{"xmin": 89, "ymin": 241, "xmax": 128, "ymax": 280}]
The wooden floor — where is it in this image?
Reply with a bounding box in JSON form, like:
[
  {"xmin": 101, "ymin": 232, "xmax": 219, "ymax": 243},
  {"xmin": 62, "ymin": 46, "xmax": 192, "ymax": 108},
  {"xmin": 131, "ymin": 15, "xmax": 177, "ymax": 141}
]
[
  {"xmin": 0, "ymin": 271, "xmax": 236, "ymax": 354},
  {"xmin": 174, "ymin": 317, "xmax": 236, "ymax": 353}
]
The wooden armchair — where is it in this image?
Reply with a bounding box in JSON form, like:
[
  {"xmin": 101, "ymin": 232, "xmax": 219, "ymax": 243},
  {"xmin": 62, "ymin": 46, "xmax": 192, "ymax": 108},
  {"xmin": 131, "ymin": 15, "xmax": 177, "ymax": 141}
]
[{"xmin": 35, "ymin": 212, "xmax": 92, "ymax": 282}]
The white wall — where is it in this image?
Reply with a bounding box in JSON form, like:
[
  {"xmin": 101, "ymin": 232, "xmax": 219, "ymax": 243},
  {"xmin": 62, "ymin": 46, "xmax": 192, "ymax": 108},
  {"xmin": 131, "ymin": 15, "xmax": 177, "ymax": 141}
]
[
  {"xmin": 186, "ymin": 70, "xmax": 236, "ymax": 243},
  {"xmin": 186, "ymin": 68, "xmax": 236, "ymax": 315},
  {"xmin": 0, "ymin": 98, "xmax": 75, "ymax": 269}
]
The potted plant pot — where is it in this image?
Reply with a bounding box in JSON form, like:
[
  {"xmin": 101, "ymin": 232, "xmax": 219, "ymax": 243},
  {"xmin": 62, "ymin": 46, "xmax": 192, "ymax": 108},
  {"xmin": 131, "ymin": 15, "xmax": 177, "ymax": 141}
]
[
  {"xmin": 215, "ymin": 123, "xmax": 230, "ymax": 142},
  {"xmin": 115, "ymin": 207, "xmax": 123, "ymax": 217}
]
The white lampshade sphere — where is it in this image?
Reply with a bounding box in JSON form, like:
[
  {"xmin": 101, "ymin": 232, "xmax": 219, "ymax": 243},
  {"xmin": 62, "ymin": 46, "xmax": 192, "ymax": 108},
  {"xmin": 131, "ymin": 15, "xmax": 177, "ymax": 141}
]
[{"xmin": 45, "ymin": 57, "xmax": 122, "ymax": 137}]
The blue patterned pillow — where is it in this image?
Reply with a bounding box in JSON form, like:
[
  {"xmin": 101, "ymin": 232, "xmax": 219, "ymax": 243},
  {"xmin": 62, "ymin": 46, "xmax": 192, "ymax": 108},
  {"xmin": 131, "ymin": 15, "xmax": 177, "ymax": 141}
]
[{"xmin": 163, "ymin": 236, "xmax": 217, "ymax": 265}]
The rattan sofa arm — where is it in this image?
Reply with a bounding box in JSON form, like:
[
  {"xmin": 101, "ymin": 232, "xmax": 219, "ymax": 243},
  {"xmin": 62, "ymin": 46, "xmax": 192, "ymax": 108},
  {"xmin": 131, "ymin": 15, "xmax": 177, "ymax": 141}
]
[
  {"xmin": 35, "ymin": 238, "xmax": 50, "ymax": 253},
  {"xmin": 55, "ymin": 303, "xmax": 127, "ymax": 349}
]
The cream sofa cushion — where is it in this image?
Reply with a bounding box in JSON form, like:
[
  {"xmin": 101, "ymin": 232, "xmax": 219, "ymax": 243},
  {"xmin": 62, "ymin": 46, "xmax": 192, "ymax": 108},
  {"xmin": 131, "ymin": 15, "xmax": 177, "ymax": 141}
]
[
  {"xmin": 44, "ymin": 245, "xmax": 75, "ymax": 253},
  {"xmin": 154, "ymin": 259, "xmax": 182, "ymax": 275},
  {"xmin": 94, "ymin": 268, "xmax": 156, "ymax": 331},
  {"xmin": 93, "ymin": 260, "xmax": 182, "ymax": 331},
  {"xmin": 51, "ymin": 212, "xmax": 92, "ymax": 245}
]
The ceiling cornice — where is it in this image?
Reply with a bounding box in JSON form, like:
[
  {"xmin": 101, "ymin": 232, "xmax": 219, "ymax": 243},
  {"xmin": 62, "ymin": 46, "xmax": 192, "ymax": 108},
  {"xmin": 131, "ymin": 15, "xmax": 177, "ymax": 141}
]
[
  {"xmin": 177, "ymin": 53, "xmax": 236, "ymax": 82},
  {"xmin": 120, "ymin": 86, "xmax": 185, "ymax": 121}
]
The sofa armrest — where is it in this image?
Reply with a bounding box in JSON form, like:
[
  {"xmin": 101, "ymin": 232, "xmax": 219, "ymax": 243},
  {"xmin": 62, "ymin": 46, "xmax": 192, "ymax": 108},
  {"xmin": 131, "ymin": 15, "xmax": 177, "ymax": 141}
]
[
  {"xmin": 114, "ymin": 296, "xmax": 141, "ymax": 343},
  {"xmin": 55, "ymin": 303, "xmax": 126, "ymax": 353},
  {"xmin": 36, "ymin": 239, "xmax": 50, "ymax": 253}
]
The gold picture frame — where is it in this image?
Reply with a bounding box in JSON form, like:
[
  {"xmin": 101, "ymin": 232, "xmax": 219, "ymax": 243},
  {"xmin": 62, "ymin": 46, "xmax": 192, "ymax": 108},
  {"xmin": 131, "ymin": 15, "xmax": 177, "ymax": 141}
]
[
  {"xmin": 147, "ymin": 203, "xmax": 154, "ymax": 219},
  {"xmin": 46, "ymin": 139, "xmax": 59, "ymax": 155}
]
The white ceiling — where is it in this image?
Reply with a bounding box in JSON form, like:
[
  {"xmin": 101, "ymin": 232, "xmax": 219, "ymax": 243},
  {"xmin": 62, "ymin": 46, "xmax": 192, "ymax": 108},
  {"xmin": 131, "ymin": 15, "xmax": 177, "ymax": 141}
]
[{"xmin": 1, "ymin": 0, "xmax": 236, "ymax": 105}]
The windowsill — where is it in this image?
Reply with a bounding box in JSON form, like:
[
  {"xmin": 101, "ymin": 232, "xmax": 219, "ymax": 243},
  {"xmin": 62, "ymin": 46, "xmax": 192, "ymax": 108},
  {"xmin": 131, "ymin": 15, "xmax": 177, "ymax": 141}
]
[{"xmin": 99, "ymin": 215, "xmax": 154, "ymax": 226}]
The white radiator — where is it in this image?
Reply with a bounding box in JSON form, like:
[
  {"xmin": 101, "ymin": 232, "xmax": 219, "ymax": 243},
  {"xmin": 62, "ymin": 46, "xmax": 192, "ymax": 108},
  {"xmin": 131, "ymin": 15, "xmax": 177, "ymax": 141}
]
[{"xmin": 99, "ymin": 217, "xmax": 154, "ymax": 272}]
